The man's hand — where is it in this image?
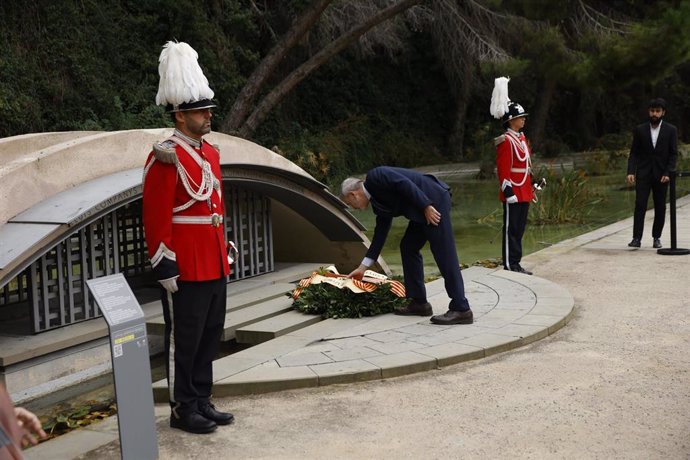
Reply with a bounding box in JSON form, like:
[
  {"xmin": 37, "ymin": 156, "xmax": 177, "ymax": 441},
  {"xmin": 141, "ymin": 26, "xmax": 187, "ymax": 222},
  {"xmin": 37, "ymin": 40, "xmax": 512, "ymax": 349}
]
[
  {"xmin": 159, "ymin": 276, "xmax": 179, "ymax": 293},
  {"xmin": 661, "ymin": 175, "xmax": 670, "ymax": 184},
  {"xmin": 14, "ymin": 407, "xmax": 47, "ymax": 447},
  {"xmin": 506, "ymin": 195, "xmax": 518, "ymax": 204},
  {"xmin": 627, "ymin": 174, "xmax": 636, "ymax": 185},
  {"xmin": 348, "ymin": 265, "xmax": 368, "ymax": 280},
  {"xmin": 424, "ymin": 205, "xmax": 441, "ymax": 226}
]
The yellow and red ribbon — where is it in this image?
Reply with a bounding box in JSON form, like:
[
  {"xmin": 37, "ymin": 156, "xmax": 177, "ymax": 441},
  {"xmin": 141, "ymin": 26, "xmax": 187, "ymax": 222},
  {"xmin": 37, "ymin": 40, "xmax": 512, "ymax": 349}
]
[{"xmin": 292, "ymin": 266, "xmax": 405, "ymax": 299}]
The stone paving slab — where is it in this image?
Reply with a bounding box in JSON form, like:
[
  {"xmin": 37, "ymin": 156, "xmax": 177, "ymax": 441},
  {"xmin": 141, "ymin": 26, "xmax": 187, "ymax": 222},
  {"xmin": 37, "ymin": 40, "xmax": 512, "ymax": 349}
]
[
  {"xmin": 235, "ymin": 310, "xmax": 322, "ymax": 345},
  {"xmin": 309, "ymin": 359, "xmax": 382, "ymax": 385},
  {"xmin": 212, "ymin": 365, "xmax": 319, "ymax": 397},
  {"xmin": 416, "ymin": 342, "xmax": 485, "ymax": 367},
  {"xmin": 177, "ymin": 265, "xmax": 575, "ymax": 402},
  {"xmin": 365, "ymin": 351, "xmax": 438, "ymax": 379}
]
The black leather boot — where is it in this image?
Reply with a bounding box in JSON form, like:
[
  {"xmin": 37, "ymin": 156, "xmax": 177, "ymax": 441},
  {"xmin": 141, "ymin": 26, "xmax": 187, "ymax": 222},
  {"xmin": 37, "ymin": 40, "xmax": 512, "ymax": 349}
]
[
  {"xmin": 170, "ymin": 411, "xmax": 217, "ymax": 434},
  {"xmin": 199, "ymin": 402, "xmax": 235, "ymax": 426}
]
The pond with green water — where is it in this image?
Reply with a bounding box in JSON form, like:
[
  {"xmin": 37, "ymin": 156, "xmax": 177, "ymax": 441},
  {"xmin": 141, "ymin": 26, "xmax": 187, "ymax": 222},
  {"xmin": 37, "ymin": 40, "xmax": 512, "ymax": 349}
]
[{"xmin": 346, "ymin": 171, "xmax": 689, "ymax": 275}]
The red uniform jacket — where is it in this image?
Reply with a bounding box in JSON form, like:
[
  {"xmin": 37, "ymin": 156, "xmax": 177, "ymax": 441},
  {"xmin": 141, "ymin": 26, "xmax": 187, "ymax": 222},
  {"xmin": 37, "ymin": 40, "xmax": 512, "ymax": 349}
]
[
  {"xmin": 142, "ymin": 137, "xmax": 230, "ymax": 282},
  {"xmin": 495, "ymin": 130, "xmax": 534, "ymax": 203}
]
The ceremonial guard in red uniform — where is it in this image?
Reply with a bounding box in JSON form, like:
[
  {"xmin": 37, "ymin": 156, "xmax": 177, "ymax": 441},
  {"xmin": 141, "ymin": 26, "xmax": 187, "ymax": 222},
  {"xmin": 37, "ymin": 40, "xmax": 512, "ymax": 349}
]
[
  {"xmin": 143, "ymin": 41, "xmax": 234, "ymax": 434},
  {"xmin": 490, "ymin": 77, "xmax": 537, "ymax": 275}
]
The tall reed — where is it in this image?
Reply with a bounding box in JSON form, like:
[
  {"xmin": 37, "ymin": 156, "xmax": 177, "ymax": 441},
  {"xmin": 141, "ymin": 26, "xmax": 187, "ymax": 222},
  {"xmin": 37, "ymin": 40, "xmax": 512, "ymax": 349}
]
[{"xmin": 531, "ymin": 166, "xmax": 602, "ymax": 224}]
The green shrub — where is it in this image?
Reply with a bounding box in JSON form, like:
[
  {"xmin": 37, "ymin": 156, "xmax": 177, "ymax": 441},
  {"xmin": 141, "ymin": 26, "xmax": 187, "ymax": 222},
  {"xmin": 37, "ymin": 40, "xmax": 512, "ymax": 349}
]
[
  {"xmin": 583, "ymin": 151, "xmax": 609, "ymax": 176},
  {"xmin": 581, "ymin": 149, "xmax": 628, "ymax": 176},
  {"xmin": 531, "ymin": 166, "xmax": 602, "ymax": 224},
  {"xmin": 597, "ymin": 133, "xmax": 630, "ymax": 151}
]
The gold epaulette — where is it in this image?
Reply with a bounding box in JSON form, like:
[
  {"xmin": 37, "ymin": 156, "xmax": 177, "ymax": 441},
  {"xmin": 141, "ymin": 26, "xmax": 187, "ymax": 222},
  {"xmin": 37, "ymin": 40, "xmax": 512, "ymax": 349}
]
[
  {"xmin": 152, "ymin": 139, "xmax": 179, "ymax": 164},
  {"xmin": 493, "ymin": 134, "xmax": 505, "ymax": 146}
]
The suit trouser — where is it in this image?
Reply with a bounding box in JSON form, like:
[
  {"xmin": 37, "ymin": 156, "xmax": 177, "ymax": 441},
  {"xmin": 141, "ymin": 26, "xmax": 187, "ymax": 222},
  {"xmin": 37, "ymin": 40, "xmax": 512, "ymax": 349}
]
[
  {"xmin": 161, "ymin": 277, "xmax": 227, "ymax": 416},
  {"xmin": 633, "ymin": 175, "xmax": 668, "ymax": 239},
  {"xmin": 400, "ymin": 191, "xmax": 470, "ymax": 311},
  {"xmin": 502, "ymin": 201, "xmax": 529, "ymax": 270}
]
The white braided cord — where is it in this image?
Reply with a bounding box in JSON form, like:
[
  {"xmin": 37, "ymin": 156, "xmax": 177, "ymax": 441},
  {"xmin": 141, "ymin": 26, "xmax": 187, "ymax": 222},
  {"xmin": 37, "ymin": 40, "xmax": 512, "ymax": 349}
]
[{"xmin": 504, "ymin": 131, "xmax": 531, "ymax": 187}]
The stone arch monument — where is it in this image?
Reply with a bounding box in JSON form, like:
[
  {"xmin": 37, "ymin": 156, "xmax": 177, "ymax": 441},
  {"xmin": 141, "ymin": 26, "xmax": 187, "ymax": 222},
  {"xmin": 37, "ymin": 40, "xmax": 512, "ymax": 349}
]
[{"xmin": 0, "ymin": 129, "xmax": 380, "ymax": 401}]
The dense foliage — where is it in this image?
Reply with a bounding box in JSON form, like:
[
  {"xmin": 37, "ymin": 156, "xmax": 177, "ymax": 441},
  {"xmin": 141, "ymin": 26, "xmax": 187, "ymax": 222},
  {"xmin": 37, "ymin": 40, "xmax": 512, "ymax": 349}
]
[{"xmin": 2, "ymin": 1, "xmax": 690, "ymax": 187}]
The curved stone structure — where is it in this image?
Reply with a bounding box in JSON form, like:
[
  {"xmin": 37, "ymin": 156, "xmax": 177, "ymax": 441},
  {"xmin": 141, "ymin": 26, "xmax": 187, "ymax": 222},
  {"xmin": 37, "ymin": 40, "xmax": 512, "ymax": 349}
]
[
  {"xmin": 0, "ymin": 129, "xmax": 379, "ymax": 401},
  {"xmin": 0, "ymin": 129, "xmax": 381, "ymax": 291}
]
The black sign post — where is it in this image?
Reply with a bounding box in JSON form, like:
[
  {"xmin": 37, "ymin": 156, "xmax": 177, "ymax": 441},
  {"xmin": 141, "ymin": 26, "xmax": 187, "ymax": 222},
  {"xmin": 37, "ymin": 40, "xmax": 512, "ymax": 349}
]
[
  {"xmin": 87, "ymin": 274, "xmax": 158, "ymax": 460},
  {"xmin": 658, "ymin": 171, "xmax": 690, "ymax": 256}
]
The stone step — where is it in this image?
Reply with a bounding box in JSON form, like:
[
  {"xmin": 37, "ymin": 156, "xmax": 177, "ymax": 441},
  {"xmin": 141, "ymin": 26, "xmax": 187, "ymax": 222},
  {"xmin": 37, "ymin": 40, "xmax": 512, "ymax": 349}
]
[
  {"xmin": 221, "ymin": 296, "xmax": 295, "ymax": 341},
  {"xmin": 226, "ymin": 282, "xmax": 295, "ymax": 313},
  {"xmin": 145, "ymin": 262, "xmax": 330, "ymax": 341},
  {"xmin": 234, "ymin": 310, "xmax": 322, "ymax": 345}
]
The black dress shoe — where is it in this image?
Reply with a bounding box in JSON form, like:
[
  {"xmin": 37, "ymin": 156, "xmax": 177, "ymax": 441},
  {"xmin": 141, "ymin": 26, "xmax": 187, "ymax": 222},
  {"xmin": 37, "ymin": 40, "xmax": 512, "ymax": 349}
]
[
  {"xmin": 628, "ymin": 238, "xmax": 641, "ymax": 248},
  {"xmin": 394, "ymin": 301, "xmax": 433, "ymax": 316},
  {"xmin": 653, "ymin": 238, "xmax": 662, "ymax": 249},
  {"xmin": 430, "ymin": 309, "xmax": 473, "ymax": 325},
  {"xmin": 199, "ymin": 403, "xmax": 235, "ymax": 425},
  {"xmin": 509, "ymin": 265, "xmax": 532, "ymax": 275},
  {"xmin": 170, "ymin": 411, "xmax": 217, "ymax": 434}
]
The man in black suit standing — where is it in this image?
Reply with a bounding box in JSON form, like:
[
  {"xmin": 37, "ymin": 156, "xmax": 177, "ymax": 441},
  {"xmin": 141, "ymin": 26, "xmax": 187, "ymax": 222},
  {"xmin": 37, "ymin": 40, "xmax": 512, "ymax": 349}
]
[
  {"xmin": 627, "ymin": 98, "xmax": 678, "ymax": 249},
  {"xmin": 341, "ymin": 166, "xmax": 473, "ymax": 325}
]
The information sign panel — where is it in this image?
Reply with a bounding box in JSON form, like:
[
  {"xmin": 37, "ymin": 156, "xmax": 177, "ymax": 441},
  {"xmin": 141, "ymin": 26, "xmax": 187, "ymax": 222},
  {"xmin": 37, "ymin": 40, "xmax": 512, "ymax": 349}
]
[{"xmin": 87, "ymin": 274, "xmax": 158, "ymax": 460}]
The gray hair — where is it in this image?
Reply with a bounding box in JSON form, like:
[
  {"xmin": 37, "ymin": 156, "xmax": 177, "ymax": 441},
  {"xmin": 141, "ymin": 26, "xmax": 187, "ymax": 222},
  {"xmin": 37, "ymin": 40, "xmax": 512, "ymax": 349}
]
[{"xmin": 340, "ymin": 177, "xmax": 363, "ymax": 198}]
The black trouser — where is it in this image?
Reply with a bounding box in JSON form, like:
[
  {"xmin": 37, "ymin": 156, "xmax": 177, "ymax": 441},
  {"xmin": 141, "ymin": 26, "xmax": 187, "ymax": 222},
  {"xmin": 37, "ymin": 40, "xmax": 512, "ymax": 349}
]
[
  {"xmin": 161, "ymin": 277, "xmax": 227, "ymax": 417},
  {"xmin": 400, "ymin": 190, "xmax": 470, "ymax": 312},
  {"xmin": 502, "ymin": 201, "xmax": 529, "ymax": 270},
  {"xmin": 633, "ymin": 175, "xmax": 668, "ymax": 239}
]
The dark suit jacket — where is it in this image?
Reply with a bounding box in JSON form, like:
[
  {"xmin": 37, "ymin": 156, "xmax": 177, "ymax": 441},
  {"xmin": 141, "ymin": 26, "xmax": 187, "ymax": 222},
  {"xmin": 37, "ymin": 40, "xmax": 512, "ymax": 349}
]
[
  {"xmin": 363, "ymin": 166, "xmax": 450, "ymax": 261},
  {"xmin": 627, "ymin": 120, "xmax": 678, "ymax": 180}
]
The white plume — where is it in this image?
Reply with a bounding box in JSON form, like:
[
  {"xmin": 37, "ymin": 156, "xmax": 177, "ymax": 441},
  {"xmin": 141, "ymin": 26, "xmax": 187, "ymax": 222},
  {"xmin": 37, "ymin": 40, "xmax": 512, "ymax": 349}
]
[
  {"xmin": 155, "ymin": 41, "xmax": 214, "ymax": 107},
  {"xmin": 490, "ymin": 76, "xmax": 510, "ymax": 119}
]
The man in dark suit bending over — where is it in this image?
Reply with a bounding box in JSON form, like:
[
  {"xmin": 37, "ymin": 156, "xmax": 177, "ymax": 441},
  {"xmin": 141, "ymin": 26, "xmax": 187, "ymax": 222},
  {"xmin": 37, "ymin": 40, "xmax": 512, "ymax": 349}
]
[
  {"xmin": 627, "ymin": 98, "xmax": 678, "ymax": 249},
  {"xmin": 341, "ymin": 166, "xmax": 473, "ymax": 325}
]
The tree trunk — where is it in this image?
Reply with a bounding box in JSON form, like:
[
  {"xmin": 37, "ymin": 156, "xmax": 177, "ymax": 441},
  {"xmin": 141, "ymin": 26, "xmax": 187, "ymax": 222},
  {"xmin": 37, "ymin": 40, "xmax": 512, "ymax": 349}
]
[
  {"xmin": 238, "ymin": 0, "xmax": 424, "ymax": 139},
  {"xmin": 447, "ymin": 63, "xmax": 474, "ymax": 160},
  {"xmin": 220, "ymin": 0, "xmax": 334, "ymax": 134},
  {"xmin": 529, "ymin": 78, "xmax": 556, "ymax": 152}
]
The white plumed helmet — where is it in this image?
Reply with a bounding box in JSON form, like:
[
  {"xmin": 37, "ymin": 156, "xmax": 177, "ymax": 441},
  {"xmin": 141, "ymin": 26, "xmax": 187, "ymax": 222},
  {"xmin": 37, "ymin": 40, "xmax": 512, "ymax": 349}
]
[
  {"xmin": 155, "ymin": 41, "xmax": 216, "ymax": 112},
  {"xmin": 490, "ymin": 76, "xmax": 528, "ymax": 124}
]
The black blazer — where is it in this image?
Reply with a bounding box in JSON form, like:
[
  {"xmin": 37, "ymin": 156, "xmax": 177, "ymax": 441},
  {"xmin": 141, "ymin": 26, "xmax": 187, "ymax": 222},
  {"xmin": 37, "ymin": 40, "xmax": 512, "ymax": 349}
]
[
  {"xmin": 627, "ymin": 120, "xmax": 678, "ymax": 180},
  {"xmin": 363, "ymin": 166, "xmax": 450, "ymax": 261}
]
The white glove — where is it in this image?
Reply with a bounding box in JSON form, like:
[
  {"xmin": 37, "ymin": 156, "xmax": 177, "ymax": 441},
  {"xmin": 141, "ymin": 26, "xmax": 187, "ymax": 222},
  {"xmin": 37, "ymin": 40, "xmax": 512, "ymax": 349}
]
[
  {"xmin": 506, "ymin": 195, "xmax": 518, "ymax": 204},
  {"xmin": 533, "ymin": 178, "xmax": 546, "ymax": 191},
  {"xmin": 159, "ymin": 276, "xmax": 179, "ymax": 293}
]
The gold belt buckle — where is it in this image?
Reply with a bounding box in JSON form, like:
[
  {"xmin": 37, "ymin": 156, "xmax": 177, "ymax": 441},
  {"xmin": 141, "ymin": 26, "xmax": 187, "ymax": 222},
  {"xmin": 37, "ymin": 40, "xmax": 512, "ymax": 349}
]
[{"xmin": 211, "ymin": 213, "xmax": 221, "ymax": 227}]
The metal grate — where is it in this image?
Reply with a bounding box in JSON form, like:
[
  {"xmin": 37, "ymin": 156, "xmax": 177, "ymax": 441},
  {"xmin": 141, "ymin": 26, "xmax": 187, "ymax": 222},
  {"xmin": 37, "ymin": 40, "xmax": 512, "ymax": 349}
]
[
  {"xmin": 117, "ymin": 200, "xmax": 148, "ymax": 278},
  {"xmin": 224, "ymin": 185, "xmax": 274, "ymax": 281},
  {"xmin": 27, "ymin": 204, "xmax": 141, "ymax": 331},
  {"xmin": 0, "ymin": 184, "xmax": 274, "ymax": 333}
]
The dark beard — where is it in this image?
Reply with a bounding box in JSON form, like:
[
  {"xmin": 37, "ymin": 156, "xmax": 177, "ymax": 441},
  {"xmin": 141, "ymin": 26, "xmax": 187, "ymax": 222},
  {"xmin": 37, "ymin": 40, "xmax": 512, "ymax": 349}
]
[{"xmin": 649, "ymin": 116, "xmax": 662, "ymax": 126}]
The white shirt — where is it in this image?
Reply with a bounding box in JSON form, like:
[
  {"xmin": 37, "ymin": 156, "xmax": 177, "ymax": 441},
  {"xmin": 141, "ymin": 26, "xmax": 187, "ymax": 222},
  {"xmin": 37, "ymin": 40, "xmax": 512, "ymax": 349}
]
[{"xmin": 650, "ymin": 120, "xmax": 662, "ymax": 148}]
